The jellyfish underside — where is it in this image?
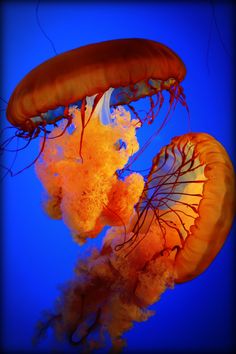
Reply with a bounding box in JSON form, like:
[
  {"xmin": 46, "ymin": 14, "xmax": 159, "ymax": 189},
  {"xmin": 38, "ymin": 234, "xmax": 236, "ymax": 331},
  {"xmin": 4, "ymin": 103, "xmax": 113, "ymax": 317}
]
[
  {"xmin": 34, "ymin": 85, "xmax": 235, "ymax": 352},
  {"xmin": 35, "ymin": 80, "xmax": 184, "ymax": 244},
  {"xmin": 35, "ymin": 88, "xmax": 145, "ymax": 244}
]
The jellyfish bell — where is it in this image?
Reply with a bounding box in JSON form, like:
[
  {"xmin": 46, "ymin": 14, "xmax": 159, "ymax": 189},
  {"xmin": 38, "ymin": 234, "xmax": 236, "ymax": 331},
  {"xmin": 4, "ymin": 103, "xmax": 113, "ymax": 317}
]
[
  {"xmin": 3, "ymin": 38, "xmax": 187, "ymax": 176},
  {"xmin": 6, "ymin": 38, "xmax": 186, "ymax": 130},
  {"xmin": 118, "ymin": 132, "xmax": 235, "ymax": 283}
]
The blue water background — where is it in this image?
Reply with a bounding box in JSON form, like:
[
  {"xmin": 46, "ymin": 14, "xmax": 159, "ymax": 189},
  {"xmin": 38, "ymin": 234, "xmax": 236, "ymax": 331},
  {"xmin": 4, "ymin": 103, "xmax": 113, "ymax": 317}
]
[{"xmin": 1, "ymin": 1, "xmax": 235, "ymax": 353}]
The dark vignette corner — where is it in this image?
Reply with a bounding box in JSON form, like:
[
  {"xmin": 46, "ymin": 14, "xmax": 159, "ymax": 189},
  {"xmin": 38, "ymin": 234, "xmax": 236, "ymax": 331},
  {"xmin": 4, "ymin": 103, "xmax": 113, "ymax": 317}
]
[
  {"xmin": 232, "ymin": 2, "xmax": 236, "ymax": 353},
  {"xmin": 0, "ymin": 0, "xmax": 4, "ymax": 352}
]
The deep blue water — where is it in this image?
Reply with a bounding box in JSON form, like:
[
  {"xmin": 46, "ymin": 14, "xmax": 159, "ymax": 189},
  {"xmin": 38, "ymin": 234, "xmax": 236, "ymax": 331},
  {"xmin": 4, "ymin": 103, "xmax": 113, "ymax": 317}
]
[{"xmin": 1, "ymin": 1, "xmax": 235, "ymax": 353}]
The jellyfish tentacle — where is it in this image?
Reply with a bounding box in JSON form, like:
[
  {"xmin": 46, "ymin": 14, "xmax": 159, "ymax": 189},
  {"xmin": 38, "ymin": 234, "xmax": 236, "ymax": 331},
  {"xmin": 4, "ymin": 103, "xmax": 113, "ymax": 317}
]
[{"xmin": 69, "ymin": 308, "xmax": 101, "ymax": 347}]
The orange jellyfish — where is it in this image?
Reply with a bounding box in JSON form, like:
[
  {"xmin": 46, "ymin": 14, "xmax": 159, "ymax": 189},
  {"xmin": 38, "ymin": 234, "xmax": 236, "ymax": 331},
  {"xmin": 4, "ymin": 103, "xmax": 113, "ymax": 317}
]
[
  {"xmin": 4, "ymin": 38, "xmax": 189, "ymax": 243},
  {"xmin": 35, "ymin": 132, "xmax": 235, "ymax": 352},
  {"xmin": 4, "ymin": 38, "xmax": 187, "ymax": 176}
]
